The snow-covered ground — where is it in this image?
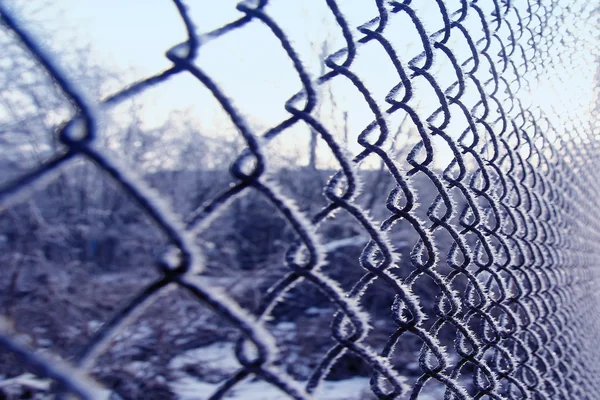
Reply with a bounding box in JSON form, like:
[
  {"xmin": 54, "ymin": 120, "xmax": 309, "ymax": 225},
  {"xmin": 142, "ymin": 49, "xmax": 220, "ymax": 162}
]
[
  {"xmin": 167, "ymin": 342, "xmax": 446, "ymax": 400},
  {"xmin": 171, "ymin": 376, "xmax": 375, "ymax": 400},
  {"xmin": 169, "ymin": 341, "xmax": 373, "ymax": 399}
]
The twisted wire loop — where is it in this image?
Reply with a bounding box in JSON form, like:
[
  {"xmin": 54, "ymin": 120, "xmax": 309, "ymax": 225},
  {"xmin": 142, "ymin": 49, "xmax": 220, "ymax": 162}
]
[{"xmin": 1, "ymin": 0, "xmax": 599, "ymax": 399}]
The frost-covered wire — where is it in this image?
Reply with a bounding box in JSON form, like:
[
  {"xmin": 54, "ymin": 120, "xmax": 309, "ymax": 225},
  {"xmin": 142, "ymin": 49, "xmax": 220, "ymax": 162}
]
[{"xmin": 1, "ymin": 0, "xmax": 599, "ymax": 399}]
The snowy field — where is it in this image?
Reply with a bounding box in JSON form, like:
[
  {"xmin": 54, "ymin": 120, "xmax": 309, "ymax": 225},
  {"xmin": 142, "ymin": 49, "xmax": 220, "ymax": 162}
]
[{"xmin": 168, "ymin": 342, "xmax": 445, "ymax": 400}]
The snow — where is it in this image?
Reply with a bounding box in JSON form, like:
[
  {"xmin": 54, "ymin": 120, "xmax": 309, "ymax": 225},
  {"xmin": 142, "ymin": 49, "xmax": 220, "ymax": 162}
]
[
  {"xmin": 170, "ymin": 376, "xmax": 374, "ymax": 400},
  {"xmin": 321, "ymin": 235, "xmax": 368, "ymax": 252},
  {"xmin": 171, "ymin": 374, "xmax": 452, "ymax": 400},
  {"xmin": 274, "ymin": 321, "xmax": 296, "ymax": 331},
  {"xmin": 0, "ymin": 374, "xmax": 50, "ymax": 391},
  {"xmin": 169, "ymin": 342, "xmax": 240, "ymax": 373},
  {"xmin": 168, "ymin": 341, "xmax": 378, "ymax": 399},
  {"xmin": 167, "ymin": 341, "xmax": 451, "ymax": 400}
]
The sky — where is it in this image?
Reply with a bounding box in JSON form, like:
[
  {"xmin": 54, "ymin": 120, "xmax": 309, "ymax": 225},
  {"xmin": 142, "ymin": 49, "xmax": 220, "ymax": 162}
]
[{"xmin": 6, "ymin": 0, "xmax": 599, "ymax": 170}]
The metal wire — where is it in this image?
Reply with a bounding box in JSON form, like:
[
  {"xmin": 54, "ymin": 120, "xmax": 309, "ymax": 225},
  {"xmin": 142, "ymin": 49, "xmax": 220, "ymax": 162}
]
[{"xmin": 1, "ymin": 0, "xmax": 599, "ymax": 399}]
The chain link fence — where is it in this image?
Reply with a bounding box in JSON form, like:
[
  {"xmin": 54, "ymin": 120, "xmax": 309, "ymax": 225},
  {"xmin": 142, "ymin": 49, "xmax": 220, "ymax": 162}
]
[{"xmin": 1, "ymin": 0, "xmax": 600, "ymax": 399}]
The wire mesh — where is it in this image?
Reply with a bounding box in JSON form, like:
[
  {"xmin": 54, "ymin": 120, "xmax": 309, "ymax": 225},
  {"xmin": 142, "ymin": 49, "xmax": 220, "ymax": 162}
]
[{"xmin": 1, "ymin": 0, "xmax": 600, "ymax": 399}]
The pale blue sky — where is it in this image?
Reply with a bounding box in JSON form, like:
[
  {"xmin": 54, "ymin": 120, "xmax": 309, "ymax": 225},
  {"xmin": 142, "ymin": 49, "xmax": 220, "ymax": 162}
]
[{"xmin": 10, "ymin": 0, "xmax": 599, "ymax": 169}]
